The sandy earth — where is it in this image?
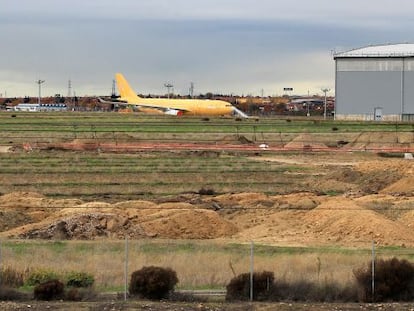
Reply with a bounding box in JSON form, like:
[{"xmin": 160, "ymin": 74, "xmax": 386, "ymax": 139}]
[
  {"xmin": 1, "ymin": 137, "xmax": 414, "ymax": 309},
  {"xmin": 0, "ymin": 156, "xmax": 413, "ymax": 248}
]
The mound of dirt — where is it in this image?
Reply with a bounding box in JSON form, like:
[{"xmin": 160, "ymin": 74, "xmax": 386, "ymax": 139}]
[
  {"xmin": 397, "ymin": 203, "xmax": 414, "ymax": 228},
  {"xmin": 303, "ymin": 197, "xmax": 414, "ymax": 246},
  {"xmin": 220, "ymin": 135, "xmax": 253, "ymax": 144},
  {"xmin": 284, "ymin": 133, "xmax": 328, "ymax": 150},
  {"xmin": 213, "ymin": 192, "xmax": 275, "ymax": 208},
  {"xmin": 14, "ymin": 212, "xmax": 141, "ymax": 240},
  {"xmin": 0, "ymin": 192, "xmax": 45, "ymax": 205},
  {"xmin": 356, "ymin": 159, "xmax": 414, "ymax": 176},
  {"xmin": 327, "ymin": 161, "xmax": 406, "ymax": 194},
  {"xmin": 381, "ymin": 177, "xmax": 414, "ymax": 195},
  {"xmin": 1, "ymin": 195, "xmax": 238, "ymax": 240},
  {"xmin": 3, "ymin": 188, "xmax": 414, "ymax": 247},
  {"xmin": 138, "ymin": 208, "xmax": 238, "ymax": 239},
  {"xmin": 347, "ymin": 132, "xmax": 414, "ymax": 150}
]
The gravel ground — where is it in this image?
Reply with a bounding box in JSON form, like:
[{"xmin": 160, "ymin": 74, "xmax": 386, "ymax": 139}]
[{"xmin": 2, "ymin": 301, "xmax": 414, "ymax": 311}]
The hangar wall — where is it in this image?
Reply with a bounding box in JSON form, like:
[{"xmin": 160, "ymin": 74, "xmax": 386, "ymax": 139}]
[{"xmin": 335, "ymin": 57, "xmax": 414, "ymax": 120}]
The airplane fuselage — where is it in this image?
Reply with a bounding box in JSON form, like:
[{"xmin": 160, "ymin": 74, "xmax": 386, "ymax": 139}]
[
  {"xmin": 121, "ymin": 97, "xmax": 235, "ymax": 116},
  {"xmin": 114, "ymin": 73, "xmax": 248, "ymax": 117}
]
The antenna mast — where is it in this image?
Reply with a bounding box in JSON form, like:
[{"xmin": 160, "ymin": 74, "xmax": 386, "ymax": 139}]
[
  {"xmin": 111, "ymin": 79, "xmax": 116, "ymax": 97},
  {"xmin": 36, "ymin": 79, "xmax": 45, "ymax": 105},
  {"xmin": 189, "ymin": 82, "xmax": 194, "ymax": 98},
  {"xmin": 67, "ymin": 79, "xmax": 72, "ymax": 98}
]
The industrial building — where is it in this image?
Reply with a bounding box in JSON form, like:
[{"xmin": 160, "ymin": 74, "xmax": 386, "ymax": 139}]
[
  {"xmin": 334, "ymin": 43, "xmax": 414, "ymax": 121},
  {"xmin": 7, "ymin": 103, "xmax": 67, "ymax": 112}
]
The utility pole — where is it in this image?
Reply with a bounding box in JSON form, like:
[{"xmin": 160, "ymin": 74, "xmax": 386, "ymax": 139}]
[
  {"xmin": 67, "ymin": 79, "xmax": 73, "ymax": 105},
  {"xmin": 67, "ymin": 79, "xmax": 72, "ymax": 98},
  {"xmin": 111, "ymin": 79, "xmax": 116, "ymax": 98},
  {"xmin": 321, "ymin": 88, "xmax": 331, "ymax": 119},
  {"xmin": 189, "ymin": 82, "xmax": 194, "ymax": 98},
  {"xmin": 164, "ymin": 83, "xmax": 173, "ymax": 99},
  {"xmin": 36, "ymin": 79, "xmax": 45, "ymax": 105}
]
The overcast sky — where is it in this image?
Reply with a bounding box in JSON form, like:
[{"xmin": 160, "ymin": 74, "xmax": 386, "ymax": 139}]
[{"xmin": 1, "ymin": 0, "xmax": 414, "ymax": 97}]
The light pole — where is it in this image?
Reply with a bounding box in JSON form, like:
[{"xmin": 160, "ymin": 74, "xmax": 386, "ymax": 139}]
[
  {"xmin": 36, "ymin": 79, "xmax": 45, "ymax": 105},
  {"xmin": 164, "ymin": 83, "xmax": 173, "ymax": 99},
  {"xmin": 321, "ymin": 88, "xmax": 331, "ymax": 119}
]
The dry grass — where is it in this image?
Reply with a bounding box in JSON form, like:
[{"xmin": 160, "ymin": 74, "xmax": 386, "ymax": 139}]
[
  {"xmin": 0, "ymin": 150, "xmax": 315, "ymax": 199},
  {"xmin": 0, "ymin": 240, "xmax": 397, "ymax": 291}
]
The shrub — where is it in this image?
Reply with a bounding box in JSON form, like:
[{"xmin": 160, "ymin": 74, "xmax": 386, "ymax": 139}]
[
  {"xmin": 198, "ymin": 188, "xmax": 215, "ymax": 195},
  {"xmin": 65, "ymin": 287, "xmax": 97, "ymax": 302},
  {"xmin": 226, "ymin": 271, "xmax": 274, "ymax": 301},
  {"xmin": 354, "ymin": 257, "xmax": 414, "ymax": 302},
  {"xmin": 0, "ymin": 266, "xmax": 24, "ymax": 288},
  {"xmin": 33, "ymin": 279, "xmax": 64, "ymax": 301},
  {"xmin": 129, "ymin": 266, "xmax": 178, "ymax": 300},
  {"xmin": 0, "ymin": 286, "xmax": 29, "ymax": 301},
  {"xmin": 65, "ymin": 287, "xmax": 82, "ymax": 301},
  {"xmin": 272, "ymin": 279, "xmax": 357, "ymax": 302},
  {"xmin": 25, "ymin": 269, "xmax": 59, "ymax": 286},
  {"xmin": 65, "ymin": 271, "xmax": 94, "ymax": 288}
]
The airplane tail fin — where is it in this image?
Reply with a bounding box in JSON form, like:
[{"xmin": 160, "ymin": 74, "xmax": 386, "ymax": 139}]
[{"xmin": 115, "ymin": 73, "xmax": 141, "ymax": 100}]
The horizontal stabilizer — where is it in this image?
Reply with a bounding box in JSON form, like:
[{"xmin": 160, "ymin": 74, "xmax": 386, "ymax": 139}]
[{"xmin": 233, "ymin": 107, "xmax": 249, "ymax": 118}]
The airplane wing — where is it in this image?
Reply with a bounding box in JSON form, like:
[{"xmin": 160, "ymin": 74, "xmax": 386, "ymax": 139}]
[
  {"xmin": 133, "ymin": 103, "xmax": 187, "ymax": 116},
  {"xmin": 97, "ymin": 97, "xmax": 187, "ymax": 116},
  {"xmin": 97, "ymin": 97, "xmax": 127, "ymax": 104}
]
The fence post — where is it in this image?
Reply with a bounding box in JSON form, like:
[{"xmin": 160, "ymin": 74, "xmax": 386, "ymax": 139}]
[
  {"xmin": 0, "ymin": 240, "xmax": 2, "ymax": 286},
  {"xmin": 250, "ymin": 241, "xmax": 254, "ymax": 302},
  {"xmin": 124, "ymin": 237, "xmax": 129, "ymax": 301},
  {"xmin": 371, "ymin": 240, "xmax": 375, "ymax": 302}
]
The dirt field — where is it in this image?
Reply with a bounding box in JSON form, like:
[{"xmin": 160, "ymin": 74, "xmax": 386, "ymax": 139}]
[
  {"xmin": 0, "ymin": 152, "xmax": 413, "ymax": 247},
  {"xmin": 1, "ymin": 116, "xmax": 414, "ymax": 309}
]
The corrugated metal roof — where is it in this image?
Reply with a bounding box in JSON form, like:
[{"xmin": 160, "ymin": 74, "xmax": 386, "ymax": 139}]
[{"xmin": 334, "ymin": 43, "xmax": 414, "ymax": 58}]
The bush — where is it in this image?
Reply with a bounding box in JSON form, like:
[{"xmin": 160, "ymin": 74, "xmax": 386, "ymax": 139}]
[
  {"xmin": 33, "ymin": 279, "xmax": 64, "ymax": 301},
  {"xmin": 226, "ymin": 271, "xmax": 274, "ymax": 301},
  {"xmin": 25, "ymin": 269, "xmax": 59, "ymax": 286},
  {"xmin": 354, "ymin": 257, "xmax": 414, "ymax": 302},
  {"xmin": 129, "ymin": 266, "xmax": 178, "ymax": 300},
  {"xmin": 272, "ymin": 279, "xmax": 357, "ymax": 302},
  {"xmin": 65, "ymin": 271, "xmax": 94, "ymax": 288},
  {"xmin": 65, "ymin": 287, "xmax": 97, "ymax": 301},
  {"xmin": 198, "ymin": 188, "xmax": 215, "ymax": 195},
  {"xmin": 0, "ymin": 266, "xmax": 24, "ymax": 288},
  {"xmin": 65, "ymin": 287, "xmax": 82, "ymax": 301},
  {"xmin": 0, "ymin": 286, "xmax": 29, "ymax": 301}
]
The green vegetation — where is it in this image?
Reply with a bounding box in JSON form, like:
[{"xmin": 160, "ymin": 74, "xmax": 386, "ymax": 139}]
[
  {"xmin": 0, "ymin": 150, "xmax": 314, "ymax": 199},
  {"xmin": 65, "ymin": 271, "xmax": 95, "ymax": 288},
  {"xmin": 0, "ymin": 111, "xmax": 408, "ymax": 199},
  {"xmin": 25, "ymin": 269, "xmax": 60, "ymax": 286},
  {"xmin": 0, "ymin": 112, "xmax": 413, "ymax": 147}
]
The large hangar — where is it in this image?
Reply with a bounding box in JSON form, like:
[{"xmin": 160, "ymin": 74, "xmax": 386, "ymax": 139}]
[{"xmin": 334, "ymin": 43, "xmax": 414, "ymax": 121}]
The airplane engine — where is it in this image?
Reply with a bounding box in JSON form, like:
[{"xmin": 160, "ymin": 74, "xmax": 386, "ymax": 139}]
[{"xmin": 164, "ymin": 109, "xmax": 183, "ymax": 116}]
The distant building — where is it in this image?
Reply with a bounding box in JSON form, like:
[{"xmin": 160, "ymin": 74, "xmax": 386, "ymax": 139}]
[
  {"xmin": 334, "ymin": 43, "xmax": 414, "ymax": 121},
  {"xmin": 7, "ymin": 103, "xmax": 67, "ymax": 112}
]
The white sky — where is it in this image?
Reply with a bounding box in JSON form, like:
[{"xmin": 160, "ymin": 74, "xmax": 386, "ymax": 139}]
[{"xmin": 0, "ymin": 0, "xmax": 413, "ymax": 97}]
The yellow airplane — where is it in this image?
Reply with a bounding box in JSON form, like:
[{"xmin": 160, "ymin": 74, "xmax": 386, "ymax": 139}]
[{"xmin": 110, "ymin": 73, "xmax": 248, "ymax": 117}]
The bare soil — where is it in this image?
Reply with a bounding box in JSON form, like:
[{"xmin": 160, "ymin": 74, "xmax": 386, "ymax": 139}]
[
  {"xmin": 1, "ymin": 300, "xmax": 414, "ymax": 311},
  {"xmin": 1, "ymin": 156, "xmax": 413, "ymax": 248}
]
